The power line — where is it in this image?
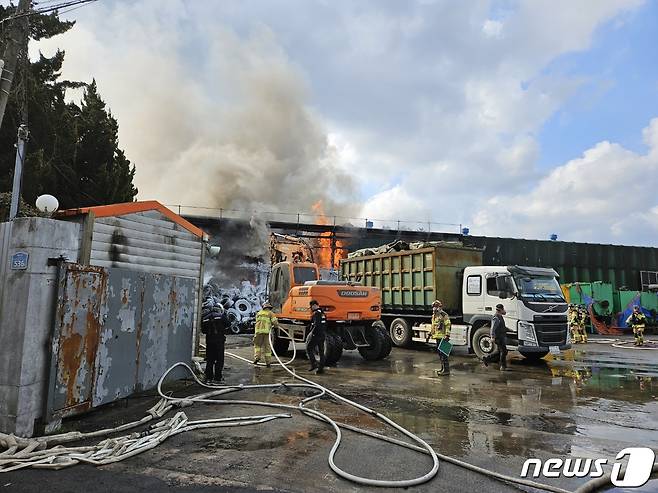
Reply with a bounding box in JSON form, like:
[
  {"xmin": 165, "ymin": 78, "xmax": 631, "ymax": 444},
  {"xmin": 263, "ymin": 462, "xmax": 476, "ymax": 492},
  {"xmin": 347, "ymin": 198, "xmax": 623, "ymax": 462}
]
[
  {"xmin": 56, "ymin": 3, "xmax": 92, "ymax": 16},
  {"xmin": 0, "ymin": 0, "xmax": 98, "ymax": 24},
  {"xmin": 50, "ymin": 161, "xmax": 103, "ymax": 205}
]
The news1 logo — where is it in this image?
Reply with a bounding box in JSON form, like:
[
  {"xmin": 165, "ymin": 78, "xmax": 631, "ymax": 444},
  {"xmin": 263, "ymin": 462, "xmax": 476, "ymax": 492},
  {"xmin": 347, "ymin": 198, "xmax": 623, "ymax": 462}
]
[{"xmin": 521, "ymin": 448, "xmax": 655, "ymax": 488}]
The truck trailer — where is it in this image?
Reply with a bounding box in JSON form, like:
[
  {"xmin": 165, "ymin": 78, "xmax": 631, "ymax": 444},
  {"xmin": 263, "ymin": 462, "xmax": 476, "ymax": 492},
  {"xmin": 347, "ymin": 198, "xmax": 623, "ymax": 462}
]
[{"xmin": 340, "ymin": 242, "xmax": 571, "ymax": 361}]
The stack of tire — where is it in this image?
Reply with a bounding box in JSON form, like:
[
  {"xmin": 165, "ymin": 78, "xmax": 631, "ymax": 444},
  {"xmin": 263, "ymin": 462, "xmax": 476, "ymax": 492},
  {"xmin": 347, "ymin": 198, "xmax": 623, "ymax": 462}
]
[
  {"xmin": 222, "ymin": 296, "xmax": 261, "ymax": 334},
  {"xmin": 201, "ymin": 297, "xmax": 225, "ymax": 322}
]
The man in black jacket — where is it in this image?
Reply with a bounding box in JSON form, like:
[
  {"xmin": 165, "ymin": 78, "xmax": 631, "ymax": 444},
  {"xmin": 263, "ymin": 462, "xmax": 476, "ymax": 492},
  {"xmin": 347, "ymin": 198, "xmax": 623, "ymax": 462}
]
[
  {"xmin": 201, "ymin": 297, "xmax": 228, "ymax": 383},
  {"xmin": 307, "ymin": 300, "xmax": 327, "ymax": 374},
  {"xmin": 482, "ymin": 304, "xmax": 509, "ymax": 371}
]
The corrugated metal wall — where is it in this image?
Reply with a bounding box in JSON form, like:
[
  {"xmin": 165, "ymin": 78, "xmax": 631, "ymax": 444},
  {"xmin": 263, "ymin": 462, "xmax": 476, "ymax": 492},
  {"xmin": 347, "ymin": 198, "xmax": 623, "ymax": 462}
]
[
  {"xmin": 463, "ymin": 236, "xmax": 658, "ymax": 291},
  {"xmin": 47, "ymin": 262, "xmax": 195, "ymax": 421},
  {"xmin": 89, "ymin": 210, "xmax": 203, "ymax": 353},
  {"xmin": 90, "ymin": 210, "xmax": 202, "ymax": 277}
]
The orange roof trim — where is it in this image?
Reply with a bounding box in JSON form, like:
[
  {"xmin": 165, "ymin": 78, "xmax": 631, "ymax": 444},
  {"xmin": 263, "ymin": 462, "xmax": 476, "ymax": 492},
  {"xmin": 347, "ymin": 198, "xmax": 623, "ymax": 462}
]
[{"xmin": 59, "ymin": 201, "xmax": 206, "ymax": 239}]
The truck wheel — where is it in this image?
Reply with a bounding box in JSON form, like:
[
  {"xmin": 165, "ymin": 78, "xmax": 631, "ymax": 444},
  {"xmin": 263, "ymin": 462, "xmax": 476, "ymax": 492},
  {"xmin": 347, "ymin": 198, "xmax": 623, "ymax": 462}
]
[
  {"xmin": 390, "ymin": 318, "xmax": 412, "ymax": 347},
  {"xmin": 374, "ymin": 321, "xmax": 392, "ymax": 358},
  {"xmin": 324, "ymin": 333, "xmax": 344, "ymax": 366},
  {"xmin": 472, "ymin": 325, "xmax": 497, "ymax": 359},
  {"xmin": 520, "ymin": 351, "xmax": 549, "ymax": 362},
  {"xmin": 358, "ymin": 326, "xmax": 387, "ymax": 361},
  {"xmin": 272, "ymin": 334, "xmax": 290, "ymax": 356}
]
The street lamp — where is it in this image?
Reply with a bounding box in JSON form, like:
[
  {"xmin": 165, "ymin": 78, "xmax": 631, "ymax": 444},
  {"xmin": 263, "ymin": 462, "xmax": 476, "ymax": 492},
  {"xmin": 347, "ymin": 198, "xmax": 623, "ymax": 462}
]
[{"xmin": 35, "ymin": 194, "xmax": 59, "ymax": 215}]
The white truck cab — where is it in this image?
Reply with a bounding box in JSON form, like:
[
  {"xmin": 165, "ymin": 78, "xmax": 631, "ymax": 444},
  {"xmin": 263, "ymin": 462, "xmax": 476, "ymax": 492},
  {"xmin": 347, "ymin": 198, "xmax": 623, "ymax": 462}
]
[
  {"xmin": 460, "ymin": 265, "xmax": 570, "ymax": 360},
  {"xmin": 417, "ymin": 265, "xmax": 570, "ymax": 361}
]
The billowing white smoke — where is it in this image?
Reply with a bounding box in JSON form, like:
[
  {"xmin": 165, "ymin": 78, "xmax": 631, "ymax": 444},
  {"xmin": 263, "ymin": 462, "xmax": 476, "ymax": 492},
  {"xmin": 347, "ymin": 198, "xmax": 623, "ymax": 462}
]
[{"xmin": 40, "ymin": 5, "xmax": 359, "ymax": 218}]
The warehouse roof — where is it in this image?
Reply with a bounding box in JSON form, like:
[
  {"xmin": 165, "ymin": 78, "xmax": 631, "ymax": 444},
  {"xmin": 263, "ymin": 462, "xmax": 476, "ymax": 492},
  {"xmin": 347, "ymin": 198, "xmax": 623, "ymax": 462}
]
[{"xmin": 59, "ymin": 200, "xmax": 206, "ymax": 239}]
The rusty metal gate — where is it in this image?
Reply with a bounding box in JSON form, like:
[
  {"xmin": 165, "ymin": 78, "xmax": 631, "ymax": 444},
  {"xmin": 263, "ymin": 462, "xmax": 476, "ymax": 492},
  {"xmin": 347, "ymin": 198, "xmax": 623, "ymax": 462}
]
[{"xmin": 46, "ymin": 262, "xmax": 195, "ymax": 421}]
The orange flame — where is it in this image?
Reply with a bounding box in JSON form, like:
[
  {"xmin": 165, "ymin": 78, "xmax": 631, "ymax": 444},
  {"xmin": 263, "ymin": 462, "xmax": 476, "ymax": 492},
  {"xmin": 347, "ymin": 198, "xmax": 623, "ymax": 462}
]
[{"xmin": 311, "ymin": 201, "xmax": 346, "ymax": 270}]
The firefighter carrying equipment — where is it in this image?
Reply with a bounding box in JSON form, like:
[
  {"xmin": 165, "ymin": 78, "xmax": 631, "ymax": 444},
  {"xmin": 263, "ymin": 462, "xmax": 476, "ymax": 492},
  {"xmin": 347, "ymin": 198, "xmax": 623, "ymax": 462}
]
[
  {"xmin": 430, "ymin": 309, "xmax": 451, "ymax": 340},
  {"xmin": 626, "ymin": 310, "xmax": 647, "ymax": 346},
  {"xmin": 430, "ymin": 309, "xmax": 451, "ymax": 375}
]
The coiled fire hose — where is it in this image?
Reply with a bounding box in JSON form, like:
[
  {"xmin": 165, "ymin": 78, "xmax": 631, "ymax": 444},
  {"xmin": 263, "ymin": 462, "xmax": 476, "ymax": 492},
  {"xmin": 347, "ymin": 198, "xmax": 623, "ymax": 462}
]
[{"xmin": 1, "ymin": 329, "xmax": 655, "ymax": 491}]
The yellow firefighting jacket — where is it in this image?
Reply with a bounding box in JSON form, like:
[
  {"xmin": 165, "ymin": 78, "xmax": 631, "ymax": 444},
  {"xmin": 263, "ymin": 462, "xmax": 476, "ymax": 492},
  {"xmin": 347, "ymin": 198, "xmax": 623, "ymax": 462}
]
[
  {"xmin": 430, "ymin": 310, "xmax": 451, "ymax": 339},
  {"xmin": 626, "ymin": 312, "xmax": 646, "ymax": 329},
  {"xmin": 255, "ymin": 309, "xmax": 278, "ymax": 334}
]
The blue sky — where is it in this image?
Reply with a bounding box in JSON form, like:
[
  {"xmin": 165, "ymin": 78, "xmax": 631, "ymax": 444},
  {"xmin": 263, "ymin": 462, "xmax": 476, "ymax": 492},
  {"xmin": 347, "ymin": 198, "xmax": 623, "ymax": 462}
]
[
  {"xmin": 36, "ymin": 0, "xmax": 658, "ymax": 246},
  {"xmin": 538, "ymin": 1, "xmax": 658, "ymax": 168}
]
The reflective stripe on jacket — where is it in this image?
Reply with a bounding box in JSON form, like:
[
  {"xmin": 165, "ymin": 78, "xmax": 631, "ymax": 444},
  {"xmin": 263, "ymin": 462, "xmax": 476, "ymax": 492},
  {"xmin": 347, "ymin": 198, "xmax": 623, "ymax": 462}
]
[
  {"xmin": 430, "ymin": 310, "xmax": 451, "ymax": 339},
  {"xmin": 255, "ymin": 309, "xmax": 278, "ymax": 334}
]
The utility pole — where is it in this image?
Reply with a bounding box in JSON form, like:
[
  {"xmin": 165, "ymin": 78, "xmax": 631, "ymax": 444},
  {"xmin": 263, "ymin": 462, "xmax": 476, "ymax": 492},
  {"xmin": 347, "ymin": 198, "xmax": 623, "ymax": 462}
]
[
  {"xmin": 0, "ymin": 0, "xmax": 31, "ymax": 132},
  {"xmin": 6, "ymin": 0, "xmax": 31, "ymax": 220},
  {"xmin": 9, "ymin": 124, "xmax": 28, "ymax": 219}
]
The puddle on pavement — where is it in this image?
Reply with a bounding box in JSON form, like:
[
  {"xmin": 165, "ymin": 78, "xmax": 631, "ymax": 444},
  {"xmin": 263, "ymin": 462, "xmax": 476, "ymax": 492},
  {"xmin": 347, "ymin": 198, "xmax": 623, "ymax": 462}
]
[
  {"xmin": 546, "ymin": 354, "xmax": 658, "ymax": 396},
  {"xmin": 224, "ymin": 344, "xmax": 658, "ymax": 465},
  {"xmin": 331, "ymin": 352, "xmax": 658, "ymax": 461}
]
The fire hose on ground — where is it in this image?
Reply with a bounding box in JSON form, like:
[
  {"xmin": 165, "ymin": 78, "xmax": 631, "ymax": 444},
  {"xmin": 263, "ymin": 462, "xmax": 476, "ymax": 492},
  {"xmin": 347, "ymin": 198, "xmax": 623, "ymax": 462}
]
[{"xmin": 0, "ymin": 332, "xmax": 655, "ymax": 492}]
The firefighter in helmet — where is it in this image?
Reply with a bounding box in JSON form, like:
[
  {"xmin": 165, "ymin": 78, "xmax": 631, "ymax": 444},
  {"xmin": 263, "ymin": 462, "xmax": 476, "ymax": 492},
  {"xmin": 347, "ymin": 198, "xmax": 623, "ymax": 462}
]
[
  {"xmin": 626, "ymin": 305, "xmax": 647, "ymax": 346},
  {"xmin": 429, "ymin": 300, "xmax": 452, "ymax": 376},
  {"xmin": 577, "ymin": 305, "xmax": 588, "ymax": 344},
  {"xmin": 253, "ymin": 301, "xmax": 279, "ymax": 367},
  {"xmin": 568, "ymin": 304, "xmax": 581, "ymax": 344}
]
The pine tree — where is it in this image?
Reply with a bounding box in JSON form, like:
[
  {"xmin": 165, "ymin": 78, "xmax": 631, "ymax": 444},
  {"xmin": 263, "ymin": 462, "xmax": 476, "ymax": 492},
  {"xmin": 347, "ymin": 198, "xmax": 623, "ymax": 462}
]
[
  {"xmin": 0, "ymin": 7, "xmax": 137, "ymax": 214},
  {"xmin": 72, "ymin": 80, "xmax": 137, "ymax": 206}
]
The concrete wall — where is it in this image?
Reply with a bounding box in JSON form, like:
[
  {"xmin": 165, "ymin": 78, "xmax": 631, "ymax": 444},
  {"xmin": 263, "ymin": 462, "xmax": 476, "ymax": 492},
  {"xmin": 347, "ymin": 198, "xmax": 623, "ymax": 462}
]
[{"xmin": 0, "ymin": 218, "xmax": 80, "ymax": 437}]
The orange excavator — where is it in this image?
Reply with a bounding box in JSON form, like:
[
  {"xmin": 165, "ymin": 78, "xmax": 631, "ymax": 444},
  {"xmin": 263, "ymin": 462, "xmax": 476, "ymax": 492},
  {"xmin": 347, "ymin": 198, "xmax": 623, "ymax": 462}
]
[{"xmin": 267, "ymin": 258, "xmax": 391, "ymax": 364}]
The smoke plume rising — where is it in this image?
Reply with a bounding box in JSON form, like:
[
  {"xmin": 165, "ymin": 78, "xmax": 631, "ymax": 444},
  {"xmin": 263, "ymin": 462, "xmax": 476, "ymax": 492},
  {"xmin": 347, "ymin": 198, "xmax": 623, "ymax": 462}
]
[
  {"xmin": 40, "ymin": 7, "xmax": 359, "ymax": 218},
  {"xmin": 140, "ymin": 26, "xmax": 360, "ymax": 218}
]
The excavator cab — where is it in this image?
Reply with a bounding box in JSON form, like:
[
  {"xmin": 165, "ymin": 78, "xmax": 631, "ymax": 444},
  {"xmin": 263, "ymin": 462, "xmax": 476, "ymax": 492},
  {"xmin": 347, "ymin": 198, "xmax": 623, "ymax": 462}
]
[
  {"xmin": 268, "ymin": 262, "xmax": 319, "ymax": 311},
  {"xmin": 266, "ymin": 261, "xmax": 390, "ymax": 363}
]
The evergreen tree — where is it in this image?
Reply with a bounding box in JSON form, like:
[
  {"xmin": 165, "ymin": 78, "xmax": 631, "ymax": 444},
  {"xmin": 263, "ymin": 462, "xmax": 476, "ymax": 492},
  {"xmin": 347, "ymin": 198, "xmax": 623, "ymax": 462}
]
[
  {"xmin": 73, "ymin": 81, "xmax": 137, "ymax": 206},
  {"xmin": 0, "ymin": 6, "xmax": 137, "ymax": 214}
]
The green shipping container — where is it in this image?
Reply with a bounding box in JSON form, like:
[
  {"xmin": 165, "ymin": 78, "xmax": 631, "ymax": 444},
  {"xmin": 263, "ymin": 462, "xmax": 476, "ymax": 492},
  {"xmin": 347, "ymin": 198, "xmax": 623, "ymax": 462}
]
[
  {"xmin": 564, "ymin": 281, "xmax": 613, "ymax": 317},
  {"xmin": 340, "ymin": 243, "xmax": 483, "ymax": 315},
  {"xmin": 640, "ymin": 291, "xmax": 658, "ymax": 312},
  {"xmin": 592, "ymin": 282, "xmax": 614, "ymax": 317},
  {"xmin": 618, "ymin": 291, "xmax": 641, "ymax": 314}
]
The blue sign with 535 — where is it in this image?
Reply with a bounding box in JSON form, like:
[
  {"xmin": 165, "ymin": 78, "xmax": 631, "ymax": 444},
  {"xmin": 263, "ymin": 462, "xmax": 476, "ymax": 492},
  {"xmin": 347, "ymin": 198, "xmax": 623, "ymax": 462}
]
[{"xmin": 11, "ymin": 252, "xmax": 29, "ymax": 270}]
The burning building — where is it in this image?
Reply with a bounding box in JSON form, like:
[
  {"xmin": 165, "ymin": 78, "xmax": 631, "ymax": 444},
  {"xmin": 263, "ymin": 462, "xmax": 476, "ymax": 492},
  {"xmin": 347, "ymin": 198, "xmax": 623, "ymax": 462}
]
[{"xmin": 197, "ymin": 212, "xmax": 352, "ymax": 333}]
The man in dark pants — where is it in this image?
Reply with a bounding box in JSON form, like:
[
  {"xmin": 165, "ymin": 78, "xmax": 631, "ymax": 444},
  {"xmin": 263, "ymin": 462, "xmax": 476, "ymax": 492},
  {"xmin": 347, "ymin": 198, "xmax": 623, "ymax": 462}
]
[
  {"xmin": 202, "ymin": 298, "xmax": 228, "ymax": 382},
  {"xmin": 482, "ymin": 303, "xmax": 508, "ymax": 371},
  {"xmin": 307, "ymin": 300, "xmax": 327, "ymax": 374}
]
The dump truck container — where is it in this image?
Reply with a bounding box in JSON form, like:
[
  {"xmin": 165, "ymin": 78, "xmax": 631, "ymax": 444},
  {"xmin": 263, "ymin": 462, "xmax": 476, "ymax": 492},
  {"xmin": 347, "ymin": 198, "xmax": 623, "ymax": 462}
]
[
  {"xmin": 341, "ymin": 242, "xmax": 570, "ymax": 360},
  {"xmin": 340, "ymin": 243, "xmax": 483, "ymax": 316}
]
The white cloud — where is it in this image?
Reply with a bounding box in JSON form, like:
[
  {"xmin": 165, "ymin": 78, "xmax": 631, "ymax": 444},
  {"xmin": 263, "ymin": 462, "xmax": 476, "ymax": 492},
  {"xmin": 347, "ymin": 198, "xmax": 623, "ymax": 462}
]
[
  {"xmin": 360, "ymin": 185, "xmax": 432, "ymax": 226},
  {"xmin": 473, "ymin": 118, "xmax": 658, "ymax": 246},
  {"xmin": 482, "ymin": 19, "xmax": 503, "ymax": 38},
  {"xmin": 32, "ymin": 0, "xmax": 652, "ymax": 246}
]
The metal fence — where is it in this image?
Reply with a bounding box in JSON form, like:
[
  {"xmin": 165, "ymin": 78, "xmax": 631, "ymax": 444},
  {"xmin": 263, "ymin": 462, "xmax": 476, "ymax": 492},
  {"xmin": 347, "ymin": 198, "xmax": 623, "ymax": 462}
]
[{"xmin": 164, "ymin": 204, "xmax": 463, "ymax": 235}]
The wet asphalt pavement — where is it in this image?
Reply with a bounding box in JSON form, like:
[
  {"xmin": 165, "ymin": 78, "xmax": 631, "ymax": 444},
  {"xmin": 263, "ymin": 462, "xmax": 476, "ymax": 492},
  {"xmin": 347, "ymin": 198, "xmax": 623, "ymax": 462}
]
[{"xmin": 3, "ymin": 335, "xmax": 658, "ymax": 492}]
